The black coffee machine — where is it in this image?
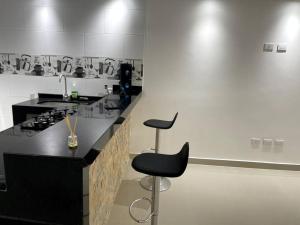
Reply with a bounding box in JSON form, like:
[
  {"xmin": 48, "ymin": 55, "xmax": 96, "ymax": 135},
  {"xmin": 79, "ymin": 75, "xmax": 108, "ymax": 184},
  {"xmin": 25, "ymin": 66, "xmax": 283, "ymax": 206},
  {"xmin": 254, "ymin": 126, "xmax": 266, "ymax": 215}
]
[{"xmin": 119, "ymin": 63, "xmax": 132, "ymax": 106}]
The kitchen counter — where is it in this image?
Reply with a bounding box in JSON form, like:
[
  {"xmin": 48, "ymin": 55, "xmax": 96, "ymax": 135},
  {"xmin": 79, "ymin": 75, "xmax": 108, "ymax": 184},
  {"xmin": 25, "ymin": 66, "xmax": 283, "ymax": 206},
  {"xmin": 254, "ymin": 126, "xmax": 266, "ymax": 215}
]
[
  {"xmin": 0, "ymin": 92, "xmax": 141, "ymax": 225},
  {"xmin": 0, "ymin": 94, "xmax": 139, "ymax": 174}
]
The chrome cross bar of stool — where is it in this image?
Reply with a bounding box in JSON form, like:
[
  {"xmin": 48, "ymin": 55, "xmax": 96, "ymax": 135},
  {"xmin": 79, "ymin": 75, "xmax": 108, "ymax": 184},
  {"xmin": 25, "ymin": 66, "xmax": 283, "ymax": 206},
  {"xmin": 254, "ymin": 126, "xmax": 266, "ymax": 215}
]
[
  {"xmin": 140, "ymin": 113, "xmax": 178, "ymax": 192},
  {"xmin": 129, "ymin": 143, "xmax": 189, "ymax": 225},
  {"xmin": 140, "ymin": 128, "xmax": 171, "ymax": 191},
  {"xmin": 151, "ymin": 176, "xmax": 160, "ymax": 225}
]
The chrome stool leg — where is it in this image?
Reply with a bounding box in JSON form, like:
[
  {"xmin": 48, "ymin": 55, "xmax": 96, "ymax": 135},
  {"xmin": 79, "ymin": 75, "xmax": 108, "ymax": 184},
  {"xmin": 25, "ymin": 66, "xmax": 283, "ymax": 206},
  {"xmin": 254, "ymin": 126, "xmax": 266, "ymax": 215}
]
[
  {"xmin": 129, "ymin": 176, "xmax": 161, "ymax": 225},
  {"xmin": 140, "ymin": 128, "xmax": 171, "ymax": 192},
  {"xmin": 130, "ymin": 142, "xmax": 189, "ymax": 225},
  {"xmin": 140, "ymin": 176, "xmax": 171, "ymax": 192},
  {"xmin": 151, "ymin": 176, "xmax": 160, "ymax": 225},
  {"xmin": 154, "ymin": 128, "xmax": 160, "ymax": 154}
]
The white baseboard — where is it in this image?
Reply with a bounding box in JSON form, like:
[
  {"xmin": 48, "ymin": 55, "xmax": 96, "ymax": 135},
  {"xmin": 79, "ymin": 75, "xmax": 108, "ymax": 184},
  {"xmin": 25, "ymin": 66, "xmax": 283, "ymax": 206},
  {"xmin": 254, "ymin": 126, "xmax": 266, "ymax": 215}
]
[{"xmin": 129, "ymin": 153, "xmax": 300, "ymax": 171}]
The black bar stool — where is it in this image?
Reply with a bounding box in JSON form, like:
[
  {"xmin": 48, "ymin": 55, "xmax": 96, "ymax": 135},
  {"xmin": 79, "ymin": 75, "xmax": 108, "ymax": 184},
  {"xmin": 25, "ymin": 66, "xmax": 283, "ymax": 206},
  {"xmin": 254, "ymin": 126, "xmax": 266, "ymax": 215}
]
[
  {"xmin": 129, "ymin": 142, "xmax": 189, "ymax": 225},
  {"xmin": 140, "ymin": 112, "xmax": 178, "ymax": 192}
]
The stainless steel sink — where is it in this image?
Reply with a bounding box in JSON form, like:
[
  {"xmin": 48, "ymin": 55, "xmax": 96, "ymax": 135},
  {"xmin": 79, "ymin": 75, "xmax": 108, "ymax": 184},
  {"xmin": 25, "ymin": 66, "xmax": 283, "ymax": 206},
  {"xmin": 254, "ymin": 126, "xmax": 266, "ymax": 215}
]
[
  {"xmin": 37, "ymin": 94, "xmax": 103, "ymax": 106},
  {"xmin": 37, "ymin": 101, "xmax": 79, "ymax": 107}
]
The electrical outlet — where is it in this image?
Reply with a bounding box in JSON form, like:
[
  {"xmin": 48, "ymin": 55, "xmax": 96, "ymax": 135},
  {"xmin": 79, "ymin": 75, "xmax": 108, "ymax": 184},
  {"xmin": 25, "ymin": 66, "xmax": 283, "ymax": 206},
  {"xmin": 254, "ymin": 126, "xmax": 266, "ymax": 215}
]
[
  {"xmin": 277, "ymin": 44, "xmax": 287, "ymax": 53},
  {"xmin": 263, "ymin": 138, "xmax": 273, "ymax": 146},
  {"xmin": 263, "ymin": 43, "xmax": 274, "ymax": 52},
  {"xmin": 250, "ymin": 138, "xmax": 261, "ymax": 149},
  {"xmin": 274, "ymin": 139, "xmax": 285, "ymax": 152},
  {"xmin": 262, "ymin": 138, "xmax": 273, "ymax": 152},
  {"xmin": 274, "ymin": 139, "xmax": 285, "ymax": 146},
  {"xmin": 252, "ymin": 137, "xmax": 285, "ymax": 152}
]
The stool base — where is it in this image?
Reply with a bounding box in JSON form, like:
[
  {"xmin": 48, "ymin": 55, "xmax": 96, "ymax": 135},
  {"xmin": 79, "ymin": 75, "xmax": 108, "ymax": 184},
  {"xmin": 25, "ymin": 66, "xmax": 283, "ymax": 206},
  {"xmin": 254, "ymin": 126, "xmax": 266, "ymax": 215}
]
[{"xmin": 140, "ymin": 176, "xmax": 171, "ymax": 192}]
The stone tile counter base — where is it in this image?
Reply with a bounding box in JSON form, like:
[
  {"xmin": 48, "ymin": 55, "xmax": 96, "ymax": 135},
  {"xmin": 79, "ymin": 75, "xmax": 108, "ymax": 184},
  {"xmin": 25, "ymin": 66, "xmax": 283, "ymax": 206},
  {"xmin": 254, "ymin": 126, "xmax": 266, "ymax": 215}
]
[{"xmin": 89, "ymin": 116, "xmax": 131, "ymax": 225}]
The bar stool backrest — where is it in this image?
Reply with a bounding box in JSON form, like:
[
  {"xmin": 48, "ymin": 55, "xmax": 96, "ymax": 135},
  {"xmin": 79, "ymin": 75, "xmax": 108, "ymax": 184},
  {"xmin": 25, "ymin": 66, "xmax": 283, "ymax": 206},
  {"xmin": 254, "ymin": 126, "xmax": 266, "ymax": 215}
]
[
  {"xmin": 175, "ymin": 142, "xmax": 189, "ymax": 177},
  {"xmin": 170, "ymin": 112, "xmax": 178, "ymax": 128}
]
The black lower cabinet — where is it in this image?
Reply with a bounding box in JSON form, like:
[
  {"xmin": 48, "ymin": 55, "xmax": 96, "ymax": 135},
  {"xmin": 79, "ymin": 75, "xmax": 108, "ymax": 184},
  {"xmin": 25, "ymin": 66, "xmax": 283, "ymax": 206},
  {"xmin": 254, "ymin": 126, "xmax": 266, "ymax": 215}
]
[
  {"xmin": 0, "ymin": 154, "xmax": 85, "ymax": 225},
  {"xmin": 0, "ymin": 217, "xmax": 55, "ymax": 225}
]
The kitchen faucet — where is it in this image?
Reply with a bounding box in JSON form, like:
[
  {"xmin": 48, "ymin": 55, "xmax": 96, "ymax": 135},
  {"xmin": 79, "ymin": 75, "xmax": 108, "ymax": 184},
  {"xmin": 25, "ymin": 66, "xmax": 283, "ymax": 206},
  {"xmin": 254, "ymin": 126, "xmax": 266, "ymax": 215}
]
[{"xmin": 59, "ymin": 74, "xmax": 68, "ymax": 100}]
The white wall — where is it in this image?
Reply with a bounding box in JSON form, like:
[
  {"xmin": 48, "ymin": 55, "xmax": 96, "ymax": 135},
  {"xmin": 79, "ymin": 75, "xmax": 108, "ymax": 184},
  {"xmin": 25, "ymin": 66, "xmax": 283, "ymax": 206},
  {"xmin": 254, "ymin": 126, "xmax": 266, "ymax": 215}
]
[
  {"xmin": 0, "ymin": 75, "xmax": 119, "ymax": 130},
  {"xmin": 0, "ymin": 0, "xmax": 145, "ymax": 131},
  {"xmin": 0, "ymin": 0, "xmax": 145, "ymax": 58},
  {"xmin": 130, "ymin": 0, "xmax": 300, "ymax": 164}
]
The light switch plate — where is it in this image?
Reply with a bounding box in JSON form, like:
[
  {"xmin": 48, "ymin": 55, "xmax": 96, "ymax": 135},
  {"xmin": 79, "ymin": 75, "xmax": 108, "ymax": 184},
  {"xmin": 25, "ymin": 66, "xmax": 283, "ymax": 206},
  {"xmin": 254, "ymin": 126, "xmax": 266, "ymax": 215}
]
[
  {"xmin": 274, "ymin": 139, "xmax": 285, "ymax": 146},
  {"xmin": 263, "ymin": 138, "xmax": 273, "ymax": 146},
  {"xmin": 250, "ymin": 138, "xmax": 261, "ymax": 149},
  {"xmin": 277, "ymin": 44, "xmax": 287, "ymax": 53},
  {"xmin": 263, "ymin": 43, "xmax": 274, "ymax": 52}
]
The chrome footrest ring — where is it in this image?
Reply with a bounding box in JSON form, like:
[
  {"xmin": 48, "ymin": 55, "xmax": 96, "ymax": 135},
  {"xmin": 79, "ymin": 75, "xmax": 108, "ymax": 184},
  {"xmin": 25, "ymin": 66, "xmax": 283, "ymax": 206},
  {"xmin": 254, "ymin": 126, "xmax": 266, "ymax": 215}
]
[{"xmin": 129, "ymin": 197, "xmax": 153, "ymax": 223}]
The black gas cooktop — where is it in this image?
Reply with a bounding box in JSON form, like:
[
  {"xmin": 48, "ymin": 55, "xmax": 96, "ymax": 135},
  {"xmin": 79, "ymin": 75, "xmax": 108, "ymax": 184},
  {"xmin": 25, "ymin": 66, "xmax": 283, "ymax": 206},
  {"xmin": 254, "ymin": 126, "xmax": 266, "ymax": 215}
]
[
  {"xmin": 1, "ymin": 108, "xmax": 77, "ymax": 137},
  {"xmin": 20, "ymin": 109, "xmax": 76, "ymax": 131}
]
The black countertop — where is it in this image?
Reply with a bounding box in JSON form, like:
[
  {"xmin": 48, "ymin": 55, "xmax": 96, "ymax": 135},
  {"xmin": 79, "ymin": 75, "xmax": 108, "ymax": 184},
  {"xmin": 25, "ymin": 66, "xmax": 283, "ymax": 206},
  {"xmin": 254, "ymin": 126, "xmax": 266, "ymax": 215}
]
[{"xmin": 0, "ymin": 93, "xmax": 141, "ymax": 176}]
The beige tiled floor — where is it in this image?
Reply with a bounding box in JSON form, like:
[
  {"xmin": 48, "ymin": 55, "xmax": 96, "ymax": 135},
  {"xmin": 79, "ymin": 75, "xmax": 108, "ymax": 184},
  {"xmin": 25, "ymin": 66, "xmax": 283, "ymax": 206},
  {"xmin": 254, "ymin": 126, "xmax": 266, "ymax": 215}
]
[{"xmin": 107, "ymin": 163, "xmax": 300, "ymax": 225}]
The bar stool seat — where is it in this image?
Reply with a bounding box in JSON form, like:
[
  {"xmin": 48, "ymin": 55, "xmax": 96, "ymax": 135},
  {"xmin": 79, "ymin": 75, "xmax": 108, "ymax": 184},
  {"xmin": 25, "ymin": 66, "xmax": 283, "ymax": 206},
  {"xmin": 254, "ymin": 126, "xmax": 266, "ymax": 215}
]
[
  {"xmin": 143, "ymin": 113, "xmax": 178, "ymax": 130},
  {"xmin": 140, "ymin": 112, "xmax": 179, "ymax": 192},
  {"xmin": 129, "ymin": 143, "xmax": 189, "ymax": 225},
  {"xmin": 132, "ymin": 146, "xmax": 188, "ymax": 178}
]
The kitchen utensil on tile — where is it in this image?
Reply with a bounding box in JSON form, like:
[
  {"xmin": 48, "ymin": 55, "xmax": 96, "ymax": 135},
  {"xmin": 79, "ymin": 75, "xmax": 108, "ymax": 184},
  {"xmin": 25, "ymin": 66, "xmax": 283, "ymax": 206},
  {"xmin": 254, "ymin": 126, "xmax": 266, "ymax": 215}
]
[
  {"xmin": 12, "ymin": 63, "xmax": 18, "ymax": 74},
  {"xmin": 65, "ymin": 64, "xmax": 72, "ymax": 73},
  {"xmin": 53, "ymin": 66, "xmax": 58, "ymax": 76},
  {"xmin": 48, "ymin": 56, "xmax": 51, "ymax": 67},
  {"xmin": 90, "ymin": 58, "xmax": 93, "ymax": 69},
  {"xmin": 57, "ymin": 60, "xmax": 62, "ymax": 73},
  {"xmin": 42, "ymin": 55, "xmax": 57, "ymax": 75},
  {"xmin": 0, "ymin": 63, "xmax": 3, "ymax": 74},
  {"xmin": 16, "ymin": 58, "xmax": 20, "ymax": 71},
  {"xmin": 0, "ymin": 55, "xmax": 4, "ymax": 66},
  {"xmin": 63, "ymin": 56, "xmax": 73, "ymax": 73},
  {"xmin": 32, "ymin": 64, "xmax": 45, "ymax": 76},
  {"xmin": 23, "ymin": 59, "xmax": 31, "ymax": 71},
  {"xmin": 7, "ymin": 54, "xmax": 10, "ymax": 65},
  {"xmin": 75, "ymin": 57, "xmax": 83, "ymax": 67},
  {"xmin": 42, "ymin": 56, "xmax": 47, "ymax": 67},
  {"xmin": 21, "ymin": 54, "xmax": 32, "ymax": 71},
  {"xmin": 33, "ymin": 56, "xmax": 40, "ymax": 64},
  {"xmin": 107, "ymin": 65, "xmax": 114, "ymax": 75},
  {"xmin": 74, "ymin": 66, "xmax": 85, "ymax": 78},
  {"xmin": 132, "ymin": 59, "xmax": 135, "ymax": 71},
  {"xmin": 99, "ymin": 62, "xmax": 103, "ymax": 75},
  {"xmin": 104, "ymin": 58, "xmax": 116, "ymax": 76}
]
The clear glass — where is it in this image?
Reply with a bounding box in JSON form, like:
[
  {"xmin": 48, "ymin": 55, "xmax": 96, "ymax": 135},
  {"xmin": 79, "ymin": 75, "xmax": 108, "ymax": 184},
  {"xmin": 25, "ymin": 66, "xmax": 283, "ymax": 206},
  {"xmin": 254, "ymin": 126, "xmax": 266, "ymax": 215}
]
[{"xmin": 68, "ymin": 134, "xmax": 78, "ymax": 149}]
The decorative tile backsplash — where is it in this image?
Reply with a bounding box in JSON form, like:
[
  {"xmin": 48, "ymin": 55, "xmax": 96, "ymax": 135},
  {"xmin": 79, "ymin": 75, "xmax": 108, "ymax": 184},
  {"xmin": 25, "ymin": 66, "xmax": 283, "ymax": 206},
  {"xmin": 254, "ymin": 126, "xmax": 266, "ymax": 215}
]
[{"xmin": 0, "ymin": 53, "xmax": 143, "ymax": 86}]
